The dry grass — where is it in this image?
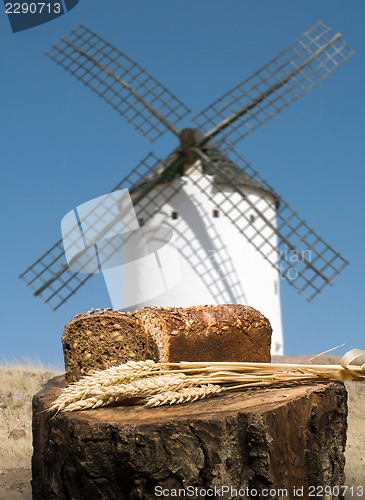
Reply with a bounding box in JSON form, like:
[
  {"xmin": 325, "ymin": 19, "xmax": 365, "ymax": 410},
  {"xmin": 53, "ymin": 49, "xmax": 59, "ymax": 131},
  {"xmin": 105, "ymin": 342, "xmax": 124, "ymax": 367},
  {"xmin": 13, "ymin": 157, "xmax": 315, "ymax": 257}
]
[
  {"xmin": 343, "ymin": 380, "xmax": 365, "ymax": 490},
  {"xmin": 0, "ymin": 356, "xmax": 364, "ymax": 499},
  {"xmin": 0, "ymin": 361, "xmax": 61, "ymax": 499}
]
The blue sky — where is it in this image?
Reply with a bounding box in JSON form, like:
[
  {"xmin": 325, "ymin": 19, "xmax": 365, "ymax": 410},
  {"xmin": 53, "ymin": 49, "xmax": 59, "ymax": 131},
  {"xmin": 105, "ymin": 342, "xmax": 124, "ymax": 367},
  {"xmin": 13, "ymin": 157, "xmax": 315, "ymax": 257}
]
[{"xmin": 1, "ymin": 1, "xmax": 364, "ymax": 367}]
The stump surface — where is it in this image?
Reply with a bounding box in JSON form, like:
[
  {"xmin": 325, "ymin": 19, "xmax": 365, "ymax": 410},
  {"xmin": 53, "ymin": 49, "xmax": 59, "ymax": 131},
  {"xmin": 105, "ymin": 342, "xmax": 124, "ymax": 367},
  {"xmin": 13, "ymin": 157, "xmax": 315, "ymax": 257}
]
[{"xmin": 32, "ymin": 376, "xmax": 348, "ymax": 500}]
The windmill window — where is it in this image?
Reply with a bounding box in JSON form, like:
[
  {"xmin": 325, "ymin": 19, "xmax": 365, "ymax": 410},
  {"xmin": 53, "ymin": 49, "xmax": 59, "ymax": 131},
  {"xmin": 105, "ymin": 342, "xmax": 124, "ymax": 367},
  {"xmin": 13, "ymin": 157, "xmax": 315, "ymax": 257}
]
[
  {"xmin": 171, "ymin": 211, "xmax": 178, "ymax": 220},
  {"xmin": 213, "ymin": 209, "xmax": 219, "ymax": 218},
  {"xmin": 138, "ymin": 217, "xmax": 144, "ymax": 227}
]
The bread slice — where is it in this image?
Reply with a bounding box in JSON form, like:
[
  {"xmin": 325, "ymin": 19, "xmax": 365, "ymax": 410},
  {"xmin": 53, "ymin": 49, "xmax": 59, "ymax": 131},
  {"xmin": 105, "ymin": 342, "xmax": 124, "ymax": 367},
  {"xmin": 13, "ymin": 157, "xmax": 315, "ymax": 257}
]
[
  {"xmin": 62, "ymin": 308, "xmax": 158, "ymax": 385},
  {"xmin": 62, "ymin": 304, "xmax": 272, "ymax": 384},
  {"xmin": 134, "ymin": 304, "xmax": 272, "ymax": 364}
]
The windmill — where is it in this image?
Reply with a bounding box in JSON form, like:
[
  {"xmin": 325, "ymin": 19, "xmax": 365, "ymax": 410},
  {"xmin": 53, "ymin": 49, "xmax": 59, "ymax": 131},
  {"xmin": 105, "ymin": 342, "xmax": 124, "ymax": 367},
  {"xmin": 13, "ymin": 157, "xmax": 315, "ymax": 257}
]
[{"xmin": 20, "ymin": 21, "xmax": 353, "ymax": 355}]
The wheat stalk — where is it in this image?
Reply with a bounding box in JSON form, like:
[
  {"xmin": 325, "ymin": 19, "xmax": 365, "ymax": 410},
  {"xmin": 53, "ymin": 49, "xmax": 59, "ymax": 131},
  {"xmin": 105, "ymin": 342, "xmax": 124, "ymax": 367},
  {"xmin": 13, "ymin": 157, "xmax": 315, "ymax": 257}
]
[
  {"xmin": 50, "ymin": 348, "xmax": 365, "ymax": 413},
  {"xmin": 49, "ymin": 360, "xmax": 161, "ymax": 412},
  {"xmin": 53, "ymin": 373, "xmax": 194, "ymax": 413},
  {"xmin": 145, "ymin": 384, "xmax": 223, "ymax": 407}
]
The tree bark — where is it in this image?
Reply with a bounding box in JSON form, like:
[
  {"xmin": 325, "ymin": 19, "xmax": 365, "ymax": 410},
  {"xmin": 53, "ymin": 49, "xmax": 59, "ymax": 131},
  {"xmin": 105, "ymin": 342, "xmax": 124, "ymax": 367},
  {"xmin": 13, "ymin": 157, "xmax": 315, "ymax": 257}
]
[{"xmin": 32, "ymin": 376, "xmax": 348, "ymax": 500}]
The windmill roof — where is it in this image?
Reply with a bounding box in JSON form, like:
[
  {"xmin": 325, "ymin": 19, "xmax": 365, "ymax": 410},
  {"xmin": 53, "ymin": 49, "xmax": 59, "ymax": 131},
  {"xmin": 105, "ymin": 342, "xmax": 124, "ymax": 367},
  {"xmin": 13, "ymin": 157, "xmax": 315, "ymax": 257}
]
[
  {"xmin": 131, "ymin": 144, "xmax": 278, "ymax": 203},
  {"xmin": 201, "ymin": 145, "xmax": 271, "ymax": 192}
]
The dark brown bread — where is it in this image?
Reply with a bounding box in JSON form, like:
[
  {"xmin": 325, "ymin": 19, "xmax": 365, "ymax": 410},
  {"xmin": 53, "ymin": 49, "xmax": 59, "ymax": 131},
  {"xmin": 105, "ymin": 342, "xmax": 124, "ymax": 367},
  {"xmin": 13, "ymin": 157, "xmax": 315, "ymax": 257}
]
[
  {"xmin": 135, "ymin": 304, "xmax": 272, "ymax": 364},
  {"xmin": 62, "ymin": 304, "xmax": 272, "ymax": 384},
  {"xmin": 62, "ymin": 308, "xmax": 158, "ymax": 385}
]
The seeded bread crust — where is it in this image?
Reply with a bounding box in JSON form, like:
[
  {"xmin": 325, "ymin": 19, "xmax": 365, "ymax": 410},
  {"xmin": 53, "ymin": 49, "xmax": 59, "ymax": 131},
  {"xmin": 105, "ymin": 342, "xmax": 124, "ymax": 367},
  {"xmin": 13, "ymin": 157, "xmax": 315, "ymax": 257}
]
[
  {"xmin": 134, "ymin": 304, "xmax": 272, "ymax": 364},
  {"xmin": 62, "ymin": 308, "xmax": 158, "ymax": 385},
  {"xmin": 62, "ymin": 304, "xmax": 272, "ymax": 384}
]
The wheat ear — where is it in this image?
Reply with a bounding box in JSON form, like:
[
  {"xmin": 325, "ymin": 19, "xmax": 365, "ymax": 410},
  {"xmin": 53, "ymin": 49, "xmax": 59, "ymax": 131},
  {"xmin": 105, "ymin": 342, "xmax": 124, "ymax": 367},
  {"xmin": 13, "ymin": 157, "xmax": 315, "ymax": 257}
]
[
  {"xmin": 57, "ymin": 374, "xmax": 194, "ymax": 412},
  {"xmin": 49, "ymin": 360, "xmax": 160, "ymax": 412},
  {"xmin": 145, "ymin": 384, "xmax": 223, "ymax": 407}
]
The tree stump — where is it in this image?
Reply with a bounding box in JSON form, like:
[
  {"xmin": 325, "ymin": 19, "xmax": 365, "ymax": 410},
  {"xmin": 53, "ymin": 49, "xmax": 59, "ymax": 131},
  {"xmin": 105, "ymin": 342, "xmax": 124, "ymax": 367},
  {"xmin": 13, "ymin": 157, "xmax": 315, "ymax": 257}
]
[{"xmin": 32, "ymin": 376, "xmax": 348, "ymax": 500}]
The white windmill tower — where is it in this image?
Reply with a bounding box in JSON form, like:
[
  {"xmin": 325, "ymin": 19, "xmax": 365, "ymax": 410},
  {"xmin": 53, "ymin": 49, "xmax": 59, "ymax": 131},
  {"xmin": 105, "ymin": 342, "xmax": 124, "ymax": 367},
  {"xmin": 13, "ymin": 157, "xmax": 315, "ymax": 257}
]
[
  {"xmin": 20, "ymin": 22, "xmax": 352, "ymax": 355},
  {"xmin": 129, "ymin": 139, "xmax": 283, "ymax": 350}
]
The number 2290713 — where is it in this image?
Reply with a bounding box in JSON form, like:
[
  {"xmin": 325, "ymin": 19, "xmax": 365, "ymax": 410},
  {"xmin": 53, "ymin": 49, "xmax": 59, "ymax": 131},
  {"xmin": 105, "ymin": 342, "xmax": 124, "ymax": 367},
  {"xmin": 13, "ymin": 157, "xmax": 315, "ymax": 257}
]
[{"xmin": 5, "ymin": 3, "xmax": 61, "ymax": 14}]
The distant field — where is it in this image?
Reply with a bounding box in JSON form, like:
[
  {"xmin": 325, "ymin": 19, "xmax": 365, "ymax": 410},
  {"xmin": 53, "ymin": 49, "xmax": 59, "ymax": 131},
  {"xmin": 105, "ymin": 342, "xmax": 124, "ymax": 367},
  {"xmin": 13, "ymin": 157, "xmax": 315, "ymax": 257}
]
[
  {"xmin": 0, "ymin": 363, "xmax": 61, "ymax": 499},
  {"xmin": 0, "ymin": 357, "xmax": 364, "ymax": 499}
]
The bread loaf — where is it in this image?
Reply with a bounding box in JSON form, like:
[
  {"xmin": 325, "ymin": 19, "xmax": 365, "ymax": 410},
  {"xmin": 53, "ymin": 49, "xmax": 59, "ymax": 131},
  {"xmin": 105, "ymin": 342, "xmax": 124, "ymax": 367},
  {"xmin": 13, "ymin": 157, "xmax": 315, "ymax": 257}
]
[
  {"xmin": 135, "ymin": 304, "xmax": 272, "ymax": 364},
  {"xmin": 62, "ymin": 304, "xmax": 272, "ymax": 384},
  {"xmin": 62, "ymin": 308, "xmax": 158, "ymax": 385}
]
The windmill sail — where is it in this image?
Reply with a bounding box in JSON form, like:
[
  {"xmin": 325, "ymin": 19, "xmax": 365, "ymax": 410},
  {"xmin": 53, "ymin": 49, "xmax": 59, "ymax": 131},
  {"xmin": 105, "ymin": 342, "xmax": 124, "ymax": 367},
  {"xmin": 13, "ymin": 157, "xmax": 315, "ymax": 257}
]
[
  {"xmin": 46, "ymin": 25, "xmax": 190, "ymax": 142},
  {"xmin": 20, "ymin": 153, "xmax": 184, "ymax": 310},
  {"xmin": 194, "ymin": 21, "xmax": 354, "ymax": 149},
  {"xmin": 191, "ymin": 144, "xmax": 348, "ymax": 301},
  {"xmin": 21, "ymin": 21, "xmax": 352, "ymax": 309}
]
